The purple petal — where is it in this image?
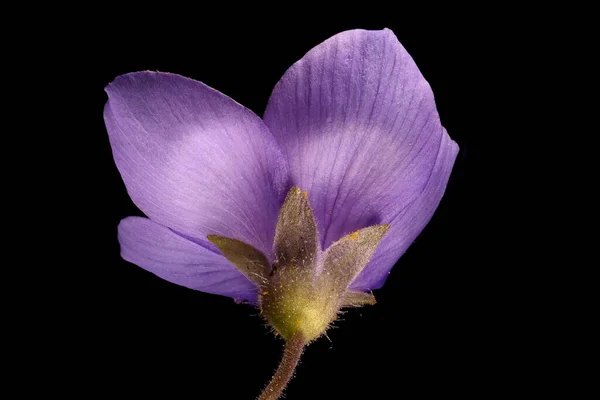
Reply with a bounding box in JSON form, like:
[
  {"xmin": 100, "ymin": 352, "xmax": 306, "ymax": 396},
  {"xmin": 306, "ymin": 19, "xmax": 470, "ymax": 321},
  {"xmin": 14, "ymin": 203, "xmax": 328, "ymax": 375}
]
[
  {"xmin": 350, "ymin": 133, "xmax": 458, "ymax": 291},
  {"xmin": 263, "ymin": 29, "xmax": 457, "ymax": 253},
  {"xmin": 118, "ymin": 216, "xmax": 258, "ymax": 301},
  {"xmin": 105, "ymin": 72, "xmax": 289, "ymax": 257}
]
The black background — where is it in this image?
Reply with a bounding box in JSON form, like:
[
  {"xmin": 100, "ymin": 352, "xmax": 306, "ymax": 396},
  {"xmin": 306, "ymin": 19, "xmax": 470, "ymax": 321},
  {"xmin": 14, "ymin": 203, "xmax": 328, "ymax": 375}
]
[{"xmin": 71, "ymin": 11, "xmax": 529, "ymax": 400}]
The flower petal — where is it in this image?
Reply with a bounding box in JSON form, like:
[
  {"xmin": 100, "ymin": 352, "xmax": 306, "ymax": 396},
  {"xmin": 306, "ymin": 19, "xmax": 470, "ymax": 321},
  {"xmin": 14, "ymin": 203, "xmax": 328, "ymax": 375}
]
[
  {"xmin": 350, "ymin": 133, "xmax": 458, "ymax": 291},
  {"xmin": 105, "ymin": 72, "xmax": 289, "ymax": 257},
  {"xmin": 263, "ymin": 29, "xmax": 457, "ymax": 250},
  {"xmin": 118, "ymin": 216, "xmax": 258, "ymax": 301}
]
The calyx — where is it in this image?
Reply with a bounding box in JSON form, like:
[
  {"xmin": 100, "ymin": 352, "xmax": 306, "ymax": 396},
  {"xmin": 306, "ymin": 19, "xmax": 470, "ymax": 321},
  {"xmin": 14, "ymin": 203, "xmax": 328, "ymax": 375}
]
[{"xmin": 208, "ymin": 186, "xmax": 389, "ymax": 342}]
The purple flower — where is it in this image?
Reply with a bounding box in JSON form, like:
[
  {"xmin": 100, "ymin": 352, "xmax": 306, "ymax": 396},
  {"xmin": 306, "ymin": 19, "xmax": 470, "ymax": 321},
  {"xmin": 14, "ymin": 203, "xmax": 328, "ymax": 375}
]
[{"xmin": 105, "ymin": 28, "xmax": 458, "ymax": 399}]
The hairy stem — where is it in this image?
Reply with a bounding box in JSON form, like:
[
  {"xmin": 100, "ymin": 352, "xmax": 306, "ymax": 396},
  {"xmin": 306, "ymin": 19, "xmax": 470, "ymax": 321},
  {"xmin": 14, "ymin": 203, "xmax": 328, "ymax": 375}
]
[{"xmin": 257, "ymin": 334, "xmax": 305, "ymax": 400}]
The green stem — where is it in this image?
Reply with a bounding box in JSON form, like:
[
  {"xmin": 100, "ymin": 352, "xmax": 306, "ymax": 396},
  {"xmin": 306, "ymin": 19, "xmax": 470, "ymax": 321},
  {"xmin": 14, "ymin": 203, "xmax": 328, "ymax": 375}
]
[{"xmin": 257, "ymin": 334, "xmax": 305, "ymax": 400}]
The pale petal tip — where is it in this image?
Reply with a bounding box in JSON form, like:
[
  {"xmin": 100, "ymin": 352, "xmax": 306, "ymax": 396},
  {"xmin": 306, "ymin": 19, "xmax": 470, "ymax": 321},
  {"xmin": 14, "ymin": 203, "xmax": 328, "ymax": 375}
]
[{"xmin": 104, "ymin": 71, "xmax": 181, "ymax": 95}]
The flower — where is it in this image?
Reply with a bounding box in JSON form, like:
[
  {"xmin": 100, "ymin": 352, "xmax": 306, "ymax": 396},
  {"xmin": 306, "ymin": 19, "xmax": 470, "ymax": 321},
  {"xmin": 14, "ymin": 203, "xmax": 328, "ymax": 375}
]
[{"xmin": 105, "ymin": 28, "xmax": 458, "ymax": 399}]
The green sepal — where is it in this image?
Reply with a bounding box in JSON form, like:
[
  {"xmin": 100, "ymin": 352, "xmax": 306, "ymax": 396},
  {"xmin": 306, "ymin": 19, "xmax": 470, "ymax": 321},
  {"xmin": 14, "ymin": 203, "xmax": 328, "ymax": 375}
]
[
  {"xmin": 272, "ymin": 186, "xmax": 318, "ymax": 270},
  {"xmin": 319, "ymin": 224, "xmax": 390, "ymax": 299},
  {"xmin": 207, "ymin": 235, "xmax": 269, "ymax": 287},
  {"xmin": 341, "ymin": 291, "xmax": 377, "ymax": 307}
]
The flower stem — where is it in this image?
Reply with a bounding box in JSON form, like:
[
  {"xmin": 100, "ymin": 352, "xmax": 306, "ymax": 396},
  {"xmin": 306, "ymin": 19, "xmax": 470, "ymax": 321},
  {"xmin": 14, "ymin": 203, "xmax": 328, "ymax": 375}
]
[{"xmin": 258, "ymin": 333, "xmax": 305, "ymax": 400}]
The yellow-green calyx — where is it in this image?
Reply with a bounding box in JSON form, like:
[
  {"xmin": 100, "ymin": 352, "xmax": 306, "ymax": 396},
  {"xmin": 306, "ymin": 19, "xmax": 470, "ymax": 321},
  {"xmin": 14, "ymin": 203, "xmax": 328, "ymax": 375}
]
[
  {"xmin": 208, "ymin": 186, "xmax": 388, "ymax": 342},
  {"xmin": 260, "ymin": 269, "xmax": 338, "ymax": 341}
]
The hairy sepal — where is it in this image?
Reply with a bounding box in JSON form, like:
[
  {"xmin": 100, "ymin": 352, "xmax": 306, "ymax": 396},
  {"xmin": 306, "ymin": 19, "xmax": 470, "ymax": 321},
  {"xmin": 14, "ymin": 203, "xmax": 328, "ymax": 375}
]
[{"xmin": 210, "ymin": 187, "xmax": 387, "ymax": 342}]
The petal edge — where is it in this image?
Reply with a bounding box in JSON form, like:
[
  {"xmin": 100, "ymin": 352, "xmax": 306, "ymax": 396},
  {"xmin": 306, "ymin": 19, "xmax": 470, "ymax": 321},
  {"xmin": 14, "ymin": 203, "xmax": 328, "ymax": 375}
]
[{"xmin": 118, "ymin": 216, "xmax": 259, "ymax": 301}]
